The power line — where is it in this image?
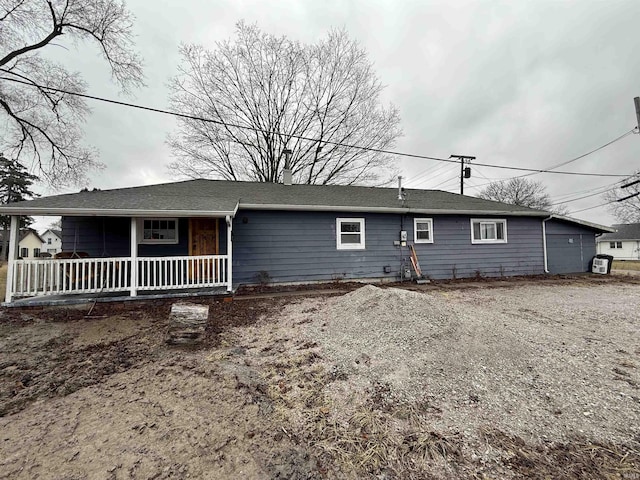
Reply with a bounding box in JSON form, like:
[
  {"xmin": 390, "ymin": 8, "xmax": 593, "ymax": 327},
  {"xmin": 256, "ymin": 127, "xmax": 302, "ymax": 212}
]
[
  {"xmin": 0, "ymin": 74, "xmax": 634, "ymax": 178},
  {"xmin": 515, "ymin": 128, "xmax": 636, "ymax": 178},
  {"xmin": 549, "ymin": 184, "xmax": 619, "ymax": 206},
  {"xmin": 568, "ymin": 200, "xmax": 615, "ymax": 215}
]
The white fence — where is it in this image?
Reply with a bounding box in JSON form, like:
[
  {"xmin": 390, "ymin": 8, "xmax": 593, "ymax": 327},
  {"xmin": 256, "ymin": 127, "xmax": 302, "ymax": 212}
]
[{"xmin": 9, "ymin": 255, "xmax": 228, "ymax": 298}]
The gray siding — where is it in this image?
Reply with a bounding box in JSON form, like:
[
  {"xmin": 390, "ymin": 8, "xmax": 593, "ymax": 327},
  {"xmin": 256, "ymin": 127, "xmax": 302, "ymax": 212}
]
[
  {"xmin": 232, "ymin": 210, "xmax": 402, "ymax": 283},
  {"xmin": 546, "ymin": 219, "xmax": 597, "ymax": 274},
  {"xmin": 412, "ymin": 216, "xmax": 544, "ymax": 279},
  {"xmin": 61, "ymin": 217, "xmax": 130, "ymax": 257},
  {"xmin": 61, "ymin": 217, "xmax": 225, "ymax": 257},
  {"xmin": 232, "ymin": 211, "xmax": 546, "ymax": 283}
]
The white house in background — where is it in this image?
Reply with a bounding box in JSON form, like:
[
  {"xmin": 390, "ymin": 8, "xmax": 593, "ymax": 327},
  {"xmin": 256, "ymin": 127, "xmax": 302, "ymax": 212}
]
[
  {"xmin": 18, "ymin": 230, "xmax": 45, "ymax": 259},
  {"xmin": 40, "ymin": 229, "xmax": 62, "ymax": 255},
  {"xmin": 596, "ymin": 223, "xmax": 640, "ymax": 260}
]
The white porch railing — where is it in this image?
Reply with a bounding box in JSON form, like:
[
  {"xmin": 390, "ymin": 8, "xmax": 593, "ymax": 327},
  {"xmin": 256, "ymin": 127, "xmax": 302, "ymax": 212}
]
[
  {"xmin": 9, "ymin": 255, "xmax": 228, "ymax": 299},
  {"xmin": 137, "ymin": 255, "xmax": 228, "ymax": 291}
]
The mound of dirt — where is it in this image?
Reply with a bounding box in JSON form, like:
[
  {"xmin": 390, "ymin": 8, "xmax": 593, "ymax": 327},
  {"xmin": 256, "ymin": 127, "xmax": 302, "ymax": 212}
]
[{"xmin": 308, "ymin": 285, "xmax": 462, "ymax": 403}]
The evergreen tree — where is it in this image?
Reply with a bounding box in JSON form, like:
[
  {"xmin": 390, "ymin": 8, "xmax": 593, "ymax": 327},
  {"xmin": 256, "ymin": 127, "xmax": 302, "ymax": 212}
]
[{"xmin": 1, "ymin": 153, "xmax": 39, "ymax": 260}]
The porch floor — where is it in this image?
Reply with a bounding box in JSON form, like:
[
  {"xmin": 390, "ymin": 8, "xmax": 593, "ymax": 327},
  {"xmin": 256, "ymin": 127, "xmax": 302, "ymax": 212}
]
[{"xmin": 4, "ymin": 286, "xmax": 236, "ymax": 308}]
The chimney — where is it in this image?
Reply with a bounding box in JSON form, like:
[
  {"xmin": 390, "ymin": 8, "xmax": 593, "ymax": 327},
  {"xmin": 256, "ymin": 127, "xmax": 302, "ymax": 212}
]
[
  {"xmin": 397, "ymin": 175, "xmax": 404, "ymax": 200},
  {"xmin": 283, "ymin": 148, "xmax": 292, "ymax": 186}
]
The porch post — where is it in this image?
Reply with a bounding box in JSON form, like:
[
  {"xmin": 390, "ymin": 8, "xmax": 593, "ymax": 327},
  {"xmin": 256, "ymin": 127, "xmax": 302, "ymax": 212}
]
[
  {"xmin": 4, "ymin": 216, "xmax": 19, "ymax": 303},
  {"xmin": 130, "ymin": 217, "xmax": 138, "ymax": 297},
  {"xmin": 226, "ymin": 215, "xmax": 233, "ymax": 292}
]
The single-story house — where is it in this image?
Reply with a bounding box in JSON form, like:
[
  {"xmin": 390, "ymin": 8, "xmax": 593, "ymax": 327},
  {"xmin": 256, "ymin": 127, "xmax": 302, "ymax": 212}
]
[
  {"xmin": 596, "ymin": 223, "xmax": 640, "ymax": 260},
  {"xmin": 0, "ymin": 178, "xmax": 612, "ymax": 304}
]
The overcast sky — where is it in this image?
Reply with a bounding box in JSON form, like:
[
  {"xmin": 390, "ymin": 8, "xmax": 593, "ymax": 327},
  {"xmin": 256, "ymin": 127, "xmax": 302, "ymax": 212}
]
[{"xmin": 35, "ymin": 0, "xmax": 640, "ymax": 229}]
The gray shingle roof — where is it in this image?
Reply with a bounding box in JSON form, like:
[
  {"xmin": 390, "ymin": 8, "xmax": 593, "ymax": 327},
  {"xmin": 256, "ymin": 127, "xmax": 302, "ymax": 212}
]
[
  {"xmin": 0, "ymin": 179, "xmax": 549, "ymax": 217},
  {"xmin": 597, "ymin": 223, "xmax": 640, "ymax": 241}
]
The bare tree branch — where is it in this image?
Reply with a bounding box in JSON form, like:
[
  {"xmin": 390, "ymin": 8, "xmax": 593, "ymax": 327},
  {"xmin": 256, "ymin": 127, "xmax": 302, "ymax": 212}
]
[
  {"xmin": 0, "ymin": 0, "xmax": 144, "ymax": 187},
  {"xmin": 168, "ymin": 22, "xmax": 402, "ymax": 185},
  {"xmin": 605, "ymin": 172, "xmax": 640, "ymax": 222},
  {"xmin": 477, "ymin": 178, "xmax": 568, "ymax": 214}
]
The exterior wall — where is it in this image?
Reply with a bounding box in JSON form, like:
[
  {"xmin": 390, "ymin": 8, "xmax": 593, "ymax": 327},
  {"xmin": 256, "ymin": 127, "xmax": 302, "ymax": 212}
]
[
  {"xmin": 41, "ymin": 231, "xmax": 62, "ymax": 255},
  {"xmin": 546, "ymin": 220, "xmax": 598, "ymax": 274},
  {"xmin": 597, "ymin": 240, "xmax": 640, "ymax": 260},
  {"xmin": 412, "ymin": 215, "xmax": 544, "ymax": 279},
  {"xmin": 18, "ymin": 234, "xmax": 43, "ymax": 258},
  {"xmin": 61, "ymin": 217, "xmax": 227, "ymax": 257},
  {"xmin": 62, "ymin": 217, "xmax": 131, "ymax": 257},
  {"xmin": 231, "ymin": 210, "xmax": 546, "ymax": 284}
]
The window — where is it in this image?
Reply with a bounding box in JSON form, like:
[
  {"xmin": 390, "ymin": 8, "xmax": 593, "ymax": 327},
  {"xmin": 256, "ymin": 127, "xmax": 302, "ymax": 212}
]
[
  {"xmin": 20, "ymin": 247, "xmax": 28, "ymax": 258},
  {"xmin": 336, "ymin": 218, "xmax": 365, "ymax": 250},
  {"xmin": 471, "ymin": 219, "xmax": 507, "ymax": 244},
  {"xmin": 47, "ymin": 248, "xmax": 56, "ymax": 254},
  {"xmin": 141, "ymin": 218, "xmax": 178, "ymax": 244},
  {"xmin": 609, "ymin": 241, "xmax": 622, "ymax": 249},
  {"xmin": 34, "ymin": 248, "xmax": 41, "ymax": 257},
  {"xmin": 414, "ymin": 218, "xmax": 434, "ymax": 243},
  {"xmin": 47, "ymin": 238, "xmax": 52, "ymax": 244}
]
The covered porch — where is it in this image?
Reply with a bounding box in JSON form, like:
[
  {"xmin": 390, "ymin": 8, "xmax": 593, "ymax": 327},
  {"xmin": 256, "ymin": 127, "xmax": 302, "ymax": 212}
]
[{"xmin": 4, "ymin": 214, "xmax": 235, "ymax": 304}]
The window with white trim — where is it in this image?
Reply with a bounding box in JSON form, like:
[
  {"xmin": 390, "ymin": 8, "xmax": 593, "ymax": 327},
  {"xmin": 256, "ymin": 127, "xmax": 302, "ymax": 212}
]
[
  {"xmin": 414, "ymin": 218, "xmax": 434, "ymax": 243},
  {"xmin": 34, "ymin": 248, "xmax": 41, "ymax": 257},
  {"xmin": 141, "ymin": 218, "xmax": 179, "ymax": 244},
  {"xmin": 20, "ymin": 247, "xmax": 28, "ymax": 258},
  {"xmin": 471, "ymin": 219, "xmax": 507, "ymax": 244},
  {"xmin": 336, "ymin": 218, "xmax": 365, "ymax": 250},
  {"xmin": 609, "ymin": 241, "xmax": 622, "ymax": 249}
]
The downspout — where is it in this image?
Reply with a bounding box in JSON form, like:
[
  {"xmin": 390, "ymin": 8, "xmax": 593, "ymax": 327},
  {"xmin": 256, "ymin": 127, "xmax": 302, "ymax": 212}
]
[{"xmin": 542, "ymin": 215, "xmax": 552, "ymax": 274}]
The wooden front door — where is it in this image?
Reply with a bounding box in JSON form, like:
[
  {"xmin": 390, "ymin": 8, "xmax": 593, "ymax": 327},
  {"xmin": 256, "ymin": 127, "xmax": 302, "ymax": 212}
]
[
  {"xmin": 189, "ymin": 218, "xmax": 219, "ymax": 282},
  {"xmin": 189, "ymin": 218, "xmax": 219, "ymax": 256}
]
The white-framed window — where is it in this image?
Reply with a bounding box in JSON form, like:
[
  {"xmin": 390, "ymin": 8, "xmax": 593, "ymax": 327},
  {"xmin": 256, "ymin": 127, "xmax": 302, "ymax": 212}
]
[
  {"xmin": 140, "ymin": 218, "xmax": 179, "ymax": 244},
  {"xmin": 336, "ymin": 218, "xmax": 365, "ymax": 250},
  {"xmin": 609, "ymin": 241, "xmax": 622, "ymax": 249},
  {"xmin": 20, "ymin": 247, "xmax": 28, "ymax": 258},
  {"xmin": 34, "ymin": 248, "xmax": 41, "ymax": 257},
  {"xmin": 414, "ymin": 218, "xmax": 434, "ymax": 243},
  {"xmin": 471, "ymin": 218, "xmax": 507, "ymax": 244},
  {"xmin": 47, "ymin": 238, "xmax": 52, "ymax": 245}
]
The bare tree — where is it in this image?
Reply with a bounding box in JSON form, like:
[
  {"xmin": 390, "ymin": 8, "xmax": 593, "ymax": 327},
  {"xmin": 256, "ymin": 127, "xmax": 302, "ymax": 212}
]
[
  {"xmin": 0, "ymin": 0, "xmax": 144, "ymax": 186},
  {"xmin": 168, "ymin": 22, "xmax": 402, "ymax": 185},
  {"xmin": 604, "ymin": 172, "xmax": 640, "ymax": 222},
  {"xmin": 478, "ymin": 178, "xmax": 568, "ymax": 214}
]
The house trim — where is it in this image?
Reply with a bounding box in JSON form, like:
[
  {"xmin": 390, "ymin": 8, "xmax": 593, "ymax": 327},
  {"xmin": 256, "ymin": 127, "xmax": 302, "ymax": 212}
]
[
  {"xmin": 470, "ymin": 218, "xmax": 508, "ymax": 244},
  {"xmin": 414, "ymin": 218, "xmax": 434, "ymax": 244}
]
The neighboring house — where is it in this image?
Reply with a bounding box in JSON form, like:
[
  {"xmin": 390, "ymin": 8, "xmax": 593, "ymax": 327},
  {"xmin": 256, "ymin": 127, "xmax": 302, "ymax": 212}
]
[
  {"xmin": 18, "ymin": 229, "xmax": 45, "ymax": 259},
  {"xmin": 40, "ymin": 229, "xmax": 63, "ymax": 255},
  {"xmin": 596, "ymin": 223, "xmax": 640, "ymax": 260},
  {"xmin": 0, "ymin": 178, "xmax": 612, "ymax": 303}
]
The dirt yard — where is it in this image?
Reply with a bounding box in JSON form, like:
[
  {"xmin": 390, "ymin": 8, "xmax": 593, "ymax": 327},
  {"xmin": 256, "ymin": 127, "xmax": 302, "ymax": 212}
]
[{"xmin": 0, "ymin": 276, "xmax": 639, "ymax": 479}]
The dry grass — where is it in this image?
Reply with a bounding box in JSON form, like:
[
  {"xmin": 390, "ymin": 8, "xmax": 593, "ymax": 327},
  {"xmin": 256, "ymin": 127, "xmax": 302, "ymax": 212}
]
[
  {"xmin": 613, "ymin": 260, "xmax": 640, "ymax": 271},
  {"xmin": 0, "ymin": 263, "xmax": 6, "ymax": 302}
]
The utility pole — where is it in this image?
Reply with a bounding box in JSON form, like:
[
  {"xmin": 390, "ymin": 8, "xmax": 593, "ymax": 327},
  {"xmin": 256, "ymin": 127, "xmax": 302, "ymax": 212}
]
[{"xmin": 450, "ymin": 155, "xmax": 475, "ymax": 195}]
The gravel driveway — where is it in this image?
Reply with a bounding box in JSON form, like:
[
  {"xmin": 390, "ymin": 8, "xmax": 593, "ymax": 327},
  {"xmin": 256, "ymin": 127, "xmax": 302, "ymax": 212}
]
[{"xmin": 297, "ymin": 283, "xmax": 640, "ymax": 440}]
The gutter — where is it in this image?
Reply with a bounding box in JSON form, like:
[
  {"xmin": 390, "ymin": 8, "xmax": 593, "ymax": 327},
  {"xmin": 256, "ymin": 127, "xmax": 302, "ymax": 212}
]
[
  {"xmin": 238, "ymin": 203, "xmax": 548, "ymax": 217},
  {"xmin": 0, "ymin": 207, "xmax": 237, "ymax": 217},
  {"xmin": 542, "ymin": 215, "xmax": 552, "ymax": 274}
]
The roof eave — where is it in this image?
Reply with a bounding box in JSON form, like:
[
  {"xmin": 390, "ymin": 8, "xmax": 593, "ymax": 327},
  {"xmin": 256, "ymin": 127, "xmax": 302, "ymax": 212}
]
[
  {"xmin": 239, "ymin": 203, "xmax": 547, "ymax": 216},
  {"xmin": 549, "ymin": 214, "xmax": 615, "ymax": 233},
  {"xmin": 0, "ymin": 207, "xmax": 237, "ymax": 217}
]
